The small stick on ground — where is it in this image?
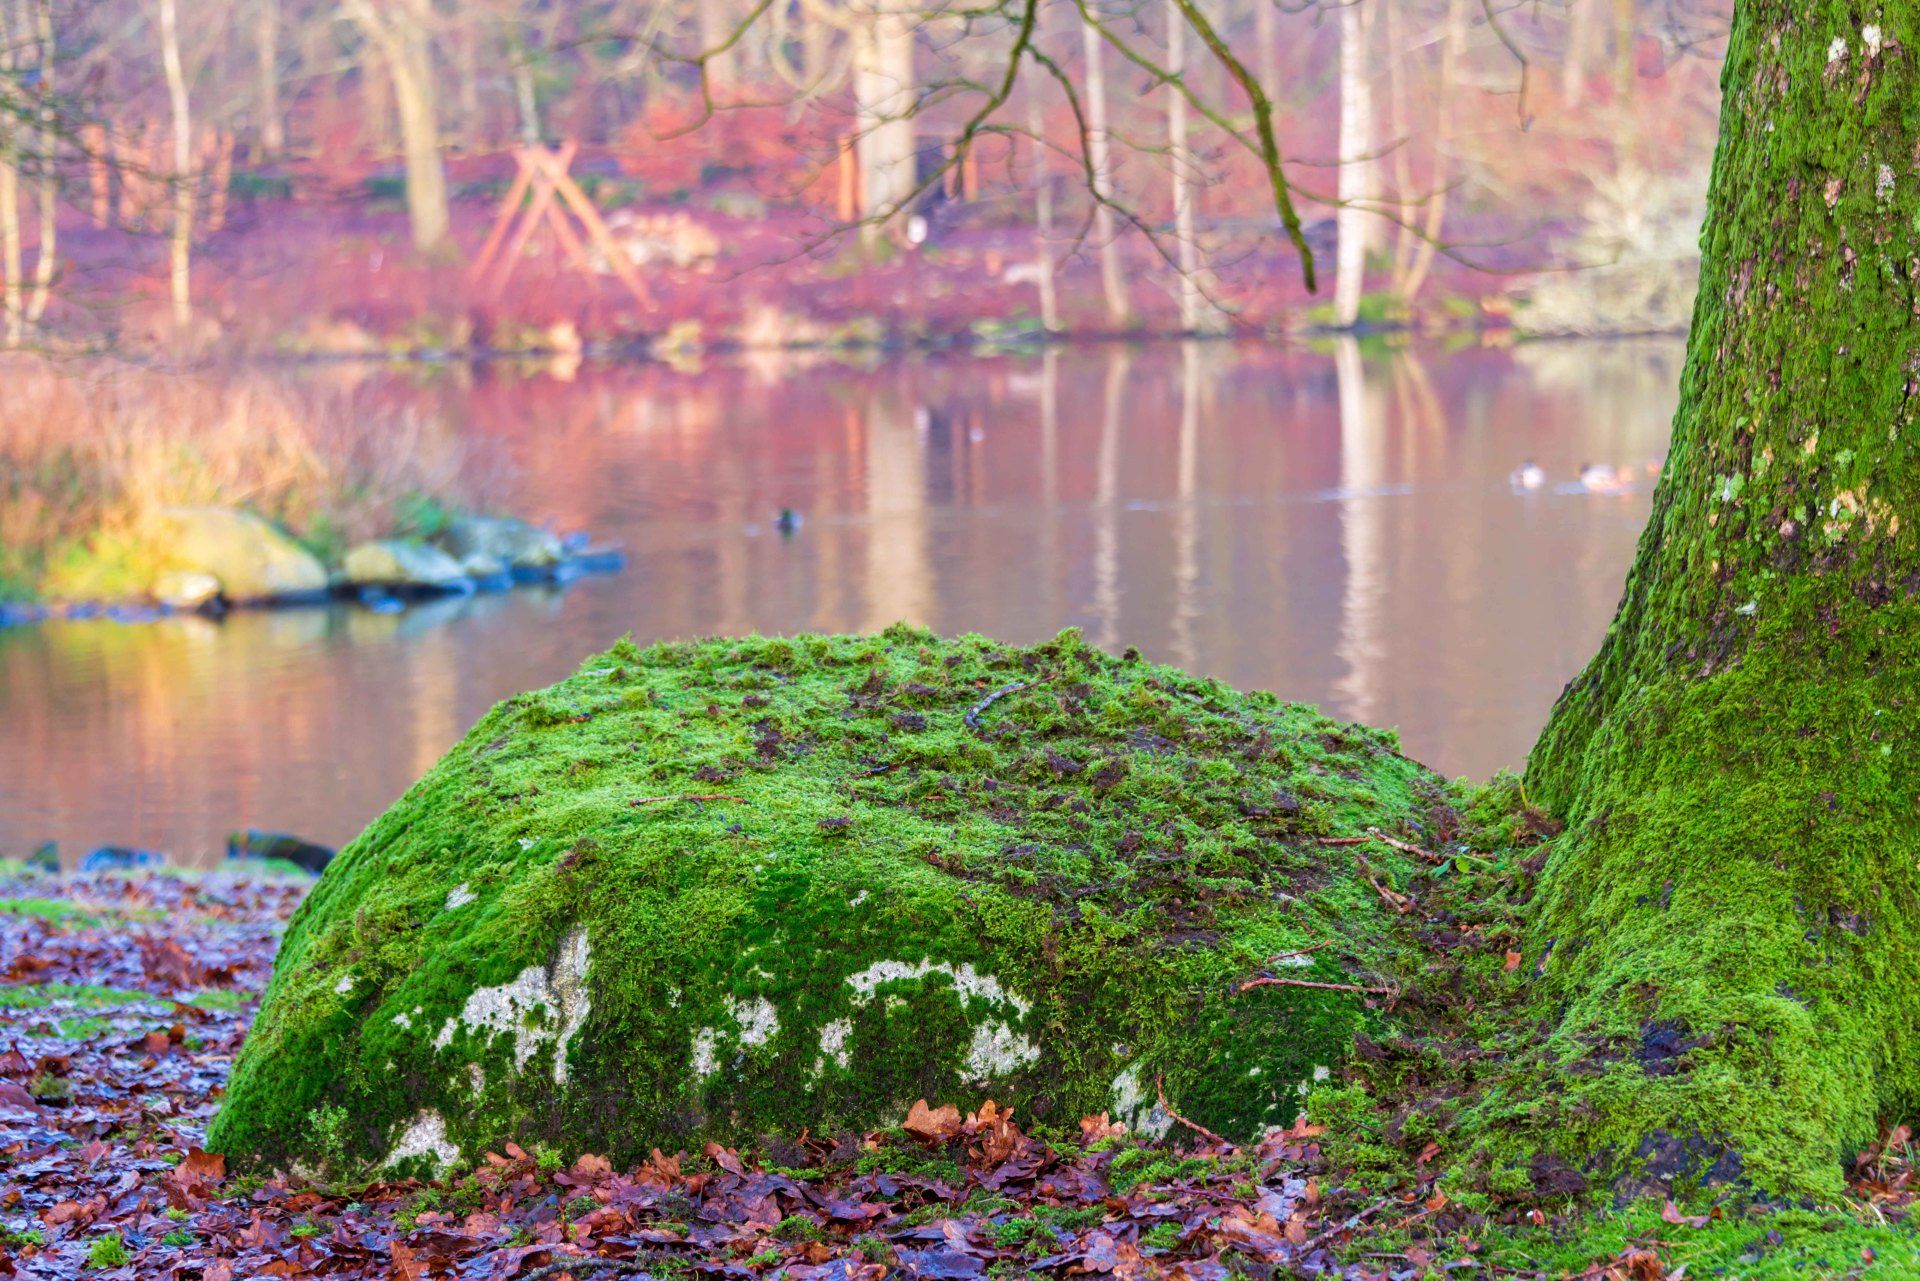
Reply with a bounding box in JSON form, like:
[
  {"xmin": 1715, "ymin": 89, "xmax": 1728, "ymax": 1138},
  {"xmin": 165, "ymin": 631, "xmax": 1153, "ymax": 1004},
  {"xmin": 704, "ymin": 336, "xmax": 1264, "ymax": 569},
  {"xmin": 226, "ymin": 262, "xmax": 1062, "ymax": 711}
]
[
  {"xmin": 1354, "ymin": 852, "xmax": 1415, "ymax": 914},
  {"xmin": 1155, "ymin": 1073, "xmax": 1231, "ymax": 1147},
  {"xmin": 1238, "ymin": 975, "xmax": 1399, "ymax": 998},
  {"xmin": 1366, "ymin": 826, "xmax": 1445, "ymax": 864},
  {"xmin": 1316, "ymin": 836, "xmax": 1372, "ymax": 848},
  {"xmin": 1294, "ymin": 1195, "xmax": 1395, "ymax": 1255},
  {"xmin": 965, "ymin": 680, "xmax": 1033, "ymax": 730},
  {"xmin": 629, "ymin": 794, "xmax": 747, "ymax": 806}
]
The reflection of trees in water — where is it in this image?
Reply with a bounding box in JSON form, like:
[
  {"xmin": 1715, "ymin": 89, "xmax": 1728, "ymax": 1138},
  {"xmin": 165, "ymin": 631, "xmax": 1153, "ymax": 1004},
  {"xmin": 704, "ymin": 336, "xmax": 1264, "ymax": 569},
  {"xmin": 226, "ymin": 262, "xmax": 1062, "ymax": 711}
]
[{"xmin": 0, "ymin": 344, "xmax": 1694, "ymax": 863}]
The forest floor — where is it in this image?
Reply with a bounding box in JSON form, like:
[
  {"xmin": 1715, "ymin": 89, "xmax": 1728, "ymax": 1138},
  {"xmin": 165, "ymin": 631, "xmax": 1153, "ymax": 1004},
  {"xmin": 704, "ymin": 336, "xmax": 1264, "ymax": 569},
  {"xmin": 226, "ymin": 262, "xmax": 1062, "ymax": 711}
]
[{"xmin": 2, "ymin": 868, "xmax": 1915, "ymax": 1280}]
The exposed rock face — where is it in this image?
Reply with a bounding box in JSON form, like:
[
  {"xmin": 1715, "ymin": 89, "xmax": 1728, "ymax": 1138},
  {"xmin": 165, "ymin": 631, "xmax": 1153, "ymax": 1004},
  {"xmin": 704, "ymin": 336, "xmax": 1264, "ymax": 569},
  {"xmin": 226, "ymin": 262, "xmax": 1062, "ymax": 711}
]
[
  {"xmin": 209, "ymin": 628, "xmax": 1433, "ymax": 1178},
  {"xmin": 434, "ymin": 516, "xmax": 564, "ymax": 570},
  {"xmin": 152, "ymin": 569, "xmax": 222, "ymax": 611},
  {"xmin": 343, "ymin": 539, "xmax": 472, "ymax": 592},
  {"xmin": 152, "ymin": 508, "xmax": 327, "ymax": 602}
]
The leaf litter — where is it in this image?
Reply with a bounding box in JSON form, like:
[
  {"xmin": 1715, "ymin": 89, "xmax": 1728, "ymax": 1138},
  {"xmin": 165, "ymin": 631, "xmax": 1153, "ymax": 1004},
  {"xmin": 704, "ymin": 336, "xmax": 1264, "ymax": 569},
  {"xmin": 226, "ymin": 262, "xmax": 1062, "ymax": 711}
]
[{"xmin": 2, "ymin": 868, "xmax": 1915, "ymax": 1280}]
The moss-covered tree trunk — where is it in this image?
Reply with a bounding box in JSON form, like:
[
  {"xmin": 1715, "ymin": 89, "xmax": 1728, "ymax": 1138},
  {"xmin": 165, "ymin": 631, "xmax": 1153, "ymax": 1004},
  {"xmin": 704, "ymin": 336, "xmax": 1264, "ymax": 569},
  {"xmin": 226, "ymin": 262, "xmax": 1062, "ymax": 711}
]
[{"xmin": 1526, "ymin": 0, "xmax": 1920, "ymax": 1197}]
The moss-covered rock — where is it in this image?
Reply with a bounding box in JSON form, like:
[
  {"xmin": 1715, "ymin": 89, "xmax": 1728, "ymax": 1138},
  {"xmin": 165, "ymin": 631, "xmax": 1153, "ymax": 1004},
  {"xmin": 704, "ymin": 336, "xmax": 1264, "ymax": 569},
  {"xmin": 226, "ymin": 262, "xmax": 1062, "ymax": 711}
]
[{"xmin": 209, "ymin": 627, "xmax": 1435, "ymax": 1178}]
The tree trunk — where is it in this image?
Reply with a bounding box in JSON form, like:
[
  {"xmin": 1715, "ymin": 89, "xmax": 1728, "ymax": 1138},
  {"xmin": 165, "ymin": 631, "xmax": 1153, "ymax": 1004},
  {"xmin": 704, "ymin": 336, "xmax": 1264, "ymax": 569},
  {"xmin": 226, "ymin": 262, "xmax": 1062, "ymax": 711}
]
[
  {"xmin": 0, "ymin": 1, "xmax": 26, "ymax": 345},
  {"xmin": 1026, "ymin": 80, "xmax": 1059, "ymax": 334},
  {"xmin": 1081, "ymin": 10, "xmax": 1130, "ymax": 326},
  {"xmin": 256, "ymin": 0, "xmax": 284, "ymax": 155},
  {"xmin": 700, "ymin": 0, "xmax": 740, "ymax": 95},
  {"xmin": 1166, "ymin": 3, "xmax": 1202, "ymax": 333},
  {"xmin": 1332, "ymin": 0, "xmax": 1373, "ymax": 329},
  {"xmin": 1525, "ymin": 0, "xmax": 1920, "ymax": 1198},
  {"xmin": 344, "ymin": 0, "xmax": 451, "ymax": 256},
  {"xmin": 158, "ymin": 0, "xmax": 194, "ymax": 332},
  {"xmin": 849, "ymin": 0, "xmax": 915, "ymax": 237},
  {"xmin": 25, "ymin": 0, "xmax": 53, "ymax": 325}
]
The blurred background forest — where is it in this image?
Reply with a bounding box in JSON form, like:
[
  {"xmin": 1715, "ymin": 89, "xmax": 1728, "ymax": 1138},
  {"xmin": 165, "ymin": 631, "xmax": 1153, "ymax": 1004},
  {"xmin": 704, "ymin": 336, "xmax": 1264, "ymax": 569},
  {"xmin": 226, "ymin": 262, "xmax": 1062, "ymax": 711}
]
[{"xmin": 0, "ymin": 0, "xmax": 1727, "ymax": 353}]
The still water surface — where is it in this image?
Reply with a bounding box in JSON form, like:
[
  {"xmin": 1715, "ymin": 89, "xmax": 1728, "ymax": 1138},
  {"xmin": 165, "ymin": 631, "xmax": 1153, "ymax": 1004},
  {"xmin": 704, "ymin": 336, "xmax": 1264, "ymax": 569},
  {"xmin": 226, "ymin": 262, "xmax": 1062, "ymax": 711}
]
[{"xmin": 0, "ymin": 339, "xmax": 1680, "ymax": 864}]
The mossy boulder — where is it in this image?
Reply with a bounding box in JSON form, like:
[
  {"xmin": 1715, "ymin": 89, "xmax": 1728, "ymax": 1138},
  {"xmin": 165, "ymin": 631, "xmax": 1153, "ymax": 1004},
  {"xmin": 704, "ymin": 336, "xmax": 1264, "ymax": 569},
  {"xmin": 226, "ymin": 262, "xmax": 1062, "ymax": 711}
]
[{"xmin": 209, "ymin": 627, "xmax": 1436, "ymax": 1178}]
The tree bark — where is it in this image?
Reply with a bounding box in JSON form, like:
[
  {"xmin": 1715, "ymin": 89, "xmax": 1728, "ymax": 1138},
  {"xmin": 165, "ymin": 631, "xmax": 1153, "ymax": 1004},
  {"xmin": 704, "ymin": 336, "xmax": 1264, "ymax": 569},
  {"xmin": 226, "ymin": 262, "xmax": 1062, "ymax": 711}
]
[
  {"xmin": 158, "ymin": 0, "xmax": 194, "ymax": 331},
  {"xmin": 849, "ymin": 0, "xmax": 916, "ymax": 237},
  {"xmin": 1526, "ymin": 0, "xmax": 1920, "ymax": 1197},
  {"xmin": 700, "ymin": 0, "xmax": 740, "ymax": 94},
  {"xmin": 0, "ymin": 2, "xmax": 24, "ymax": 346},
  {"xmin": 343, "ymin": 0, "xmax": 451, "ymax": 256},
  {"xmin": 1026, "ymin": 79, "xmax": 1059, "ymax": 334},
  {"xmin": 25, "ymin": 0, "xmax": 54, "ymax": 325},
  {"xmin": 256, "ymin": 0, "xmax": 284, "ymax": 155},
  {"xmin": 1332, "ymin": 0, "xmax": 1374, "ymax": 329},
  {"xmin": 1081, "ymin": 9, "xmax": 1130, "ymax": 326},
  {"xmin": 1165, "ymin": 3, "xmax": 1217, "ymax": 333}
]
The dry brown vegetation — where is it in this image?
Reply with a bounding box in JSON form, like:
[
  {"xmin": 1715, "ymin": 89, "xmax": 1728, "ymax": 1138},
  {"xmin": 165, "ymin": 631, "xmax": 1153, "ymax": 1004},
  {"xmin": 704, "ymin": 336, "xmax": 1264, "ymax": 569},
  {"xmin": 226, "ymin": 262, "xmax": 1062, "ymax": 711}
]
[{"xmin": 0, "ymin": 357, "xmax": 499, "ymax": 598}]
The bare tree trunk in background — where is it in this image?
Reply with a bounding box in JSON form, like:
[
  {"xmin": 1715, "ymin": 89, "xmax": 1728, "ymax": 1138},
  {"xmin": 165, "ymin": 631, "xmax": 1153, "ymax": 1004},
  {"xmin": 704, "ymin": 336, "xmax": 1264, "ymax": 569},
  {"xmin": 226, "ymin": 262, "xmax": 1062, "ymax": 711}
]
[
  {"xmin": 1165, "ymin": 3, "xmax": 1215, "ymax": 333},
  {"xmin": 1562, "ymin": 0, "xmax": 1595, "ymax": 106},
  {"xmin": 256, "ymin": 0, "xmax": 284, "ymax": 154},
  {"xmin": 850, "ymin": 0, "xmax": 916, "ymax": 238},
  {"xmin": 1026, "ymin": 80, "xmax": 1058, "ymax": 333},
  {"xmin": 701, "ymin": 0, "xmax": 739, "ymax": 94},
  {"xmin": 1613, "ymin": 0, "xmax": 1634, "ymax": 97},
  {"xmin": 1332, "ymin": 0, "xmax": 1374, "ymax": 329},
  {"xmin": 1389, "ymin": 0, "xmax": 1460, "ymax": 306},
  {"xmin": 343, "ymin": 0, "xmax": 450, "ymax": 255},
  {"xmin": 24, "ymin": 0, "xmax": 54, "ymax": 325},
  {"xmin": 1081, "ymin": 10, "xmax": 1129, "ymax": 325},
  {"xmin": 0, "ymin": 125, "xmax": 19, "ymax": 349},
  {"xmin": 158, "ymin": 0, "xmax": 194, "ymax": 331},
  {"xmin": 514, "ymin": 59, "xmax": 542, "ymax": 144}
]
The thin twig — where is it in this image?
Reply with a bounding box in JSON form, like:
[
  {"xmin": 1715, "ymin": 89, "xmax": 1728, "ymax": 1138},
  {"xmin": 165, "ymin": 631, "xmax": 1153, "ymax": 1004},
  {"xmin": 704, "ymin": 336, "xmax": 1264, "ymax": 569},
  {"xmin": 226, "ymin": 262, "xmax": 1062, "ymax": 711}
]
[
  {"xmin": 629, "ymin": 794, "xmax": 747, "ymax": 806},
  {"xmin": 1366, "ymin": 827, "xmax": 1445, "ymax": 865},
  {"xmin": 1238, "ymin": 976, "xmax": 1399, "ymax": 997},
  {"xmin": 1294, "ymin": 1196, "xmax": 1395, "ymax": 1255},
  {"xmin": 1155, "ymin": 1074, "xmax": 1230, "ymax": 1147},
  {"xmin": 965, "ymin": 681, "xmax": 1032, "ymax": 730}
]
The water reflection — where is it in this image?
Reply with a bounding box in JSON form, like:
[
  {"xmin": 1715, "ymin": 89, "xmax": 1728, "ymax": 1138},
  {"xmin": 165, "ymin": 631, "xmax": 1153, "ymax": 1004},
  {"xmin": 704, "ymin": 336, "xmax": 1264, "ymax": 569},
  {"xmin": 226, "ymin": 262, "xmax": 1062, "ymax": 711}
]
[{"xmin": 0, "ymin": 340, "xmax": 1680, "ymax": 864}]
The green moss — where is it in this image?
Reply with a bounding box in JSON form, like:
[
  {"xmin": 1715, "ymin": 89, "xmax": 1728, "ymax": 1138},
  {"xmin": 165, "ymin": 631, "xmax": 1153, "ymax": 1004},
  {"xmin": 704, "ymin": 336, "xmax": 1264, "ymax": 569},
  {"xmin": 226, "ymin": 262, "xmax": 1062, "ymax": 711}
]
[
  {"xmin": 1473, "ymin": 1202, "xmax": 1920, "ymax": 1278},
  {"xmin": 212, "ymin": 627, "xmax": 1433, "ymax": 1176},
  {"xmin": 0, "ymin": 983, "xmax": 150, "ymax": 1010},
  {"xmin": 0, "ymin": 897, "xmax": 99, "ymax": 924},
  {"xmin": 86, "ymin": 1233, "xmax": 129, "ymax": 1269}
]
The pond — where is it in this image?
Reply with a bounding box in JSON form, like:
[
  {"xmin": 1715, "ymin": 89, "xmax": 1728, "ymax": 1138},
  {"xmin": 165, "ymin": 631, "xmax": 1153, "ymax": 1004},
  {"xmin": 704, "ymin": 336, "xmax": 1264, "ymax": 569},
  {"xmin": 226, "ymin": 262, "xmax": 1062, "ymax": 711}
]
[{"xmin": 0, "ymin": 338, "xmax": 1680, "ymax": 865}]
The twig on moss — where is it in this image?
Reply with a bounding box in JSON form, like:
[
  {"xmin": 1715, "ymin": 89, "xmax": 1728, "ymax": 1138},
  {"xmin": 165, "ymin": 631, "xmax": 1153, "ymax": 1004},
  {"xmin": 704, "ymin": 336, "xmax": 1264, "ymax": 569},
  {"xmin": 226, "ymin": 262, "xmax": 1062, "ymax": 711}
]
[
  {"xmin": 1316, "ymin": 836, "xmax": 1372, "ymax": 848},
  {"xmin": 1238, "ymin": 976, "xmax": 1399, "ymax": 998},
  {"xmin": 1155, "ymin": 1074, "xmax": 1231, "ymax": 1147},
  {"xmin": 629, "ymin": 794, "xmax": 747, "ymax": 806},
  {"xmin": 1365, "ymin": 827, "xmax": 1445, "ymax": 864},
  {"xmin": 964, "ymin": 680, "xmax": 1032, "ymax": 730},
  {"xmin": 1354, "ymin": 852, "xmax": 1415, "ymax": 914}
]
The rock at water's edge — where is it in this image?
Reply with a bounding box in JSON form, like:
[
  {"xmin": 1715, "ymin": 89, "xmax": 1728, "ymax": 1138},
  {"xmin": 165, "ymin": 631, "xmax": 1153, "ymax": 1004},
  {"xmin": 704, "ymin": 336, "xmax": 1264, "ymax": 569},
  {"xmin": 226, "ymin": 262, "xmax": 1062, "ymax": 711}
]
[
  {"xmin": 153, "ymin": 508, "xmax": 327, "ymax": 602},
  {"xmin": 343, "ymin": 540, "xmax": 473, "ymax": 592},
  {"xmin": 434, "ymin": 516, "xmax": 564, "ymax": 570}
]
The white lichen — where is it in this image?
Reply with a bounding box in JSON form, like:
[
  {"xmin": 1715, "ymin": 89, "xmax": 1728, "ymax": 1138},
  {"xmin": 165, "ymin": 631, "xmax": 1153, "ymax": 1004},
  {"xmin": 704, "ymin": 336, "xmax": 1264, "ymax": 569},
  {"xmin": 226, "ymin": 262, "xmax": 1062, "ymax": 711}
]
[
  {"xmin": 1828, "ymin": 35, "xmax": 1849, "ymax": 65},
  {"xmin": 691, "ymin": 1027, "xmax": 720, "ymax": 1079},
  {"xmin": 1296, "ymin": 1065, "xmax": 1332, "ymax": 1098},
  {"xmin": 1109, "ymin": 1064, "xmax": 1172, "ymax": 1139},
  {"xmin": 384, "ymin": 1110, "xmax": 461, "ymax": 1174},
  {"xmin": 392, "ymin": 1011, "xmax": 413, "ymax": 1029},
  {"xmin": 964, "ymin": 1021, "xmax": 1041, "ymax": 1078},
  {"xmin": 843, "ymin": 959, "xmax": 1032, "ymax": 1018},
  {"xmin": 818, "ymin": 1018, "xmax": 853, "ymax": 1072},
  {"xmin": 731, "ymin": 996, "xmax": 779, "ymax": 1047},
  {"xmin": 334, "ymin": 975, "xmax": 354, "ymax": 995},
  {"xmin": 1864, "ymin": 23, "xmax": 1883, "ymax": 56},
  {"xmin": 433, "ymin": 927, "xmax": 591, "ymax": 1085},
  {"xmin": 445, "ymin": 883, "xmax": 476, "ymax": 911}
]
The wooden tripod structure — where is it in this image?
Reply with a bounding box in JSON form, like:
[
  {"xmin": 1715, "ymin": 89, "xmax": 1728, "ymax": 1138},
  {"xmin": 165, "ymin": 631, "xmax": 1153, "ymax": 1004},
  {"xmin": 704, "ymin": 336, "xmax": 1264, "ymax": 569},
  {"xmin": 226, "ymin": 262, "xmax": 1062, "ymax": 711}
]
[{"xmin": 469, "ymin": 142, "xmax": 652, "ymax": 307}]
